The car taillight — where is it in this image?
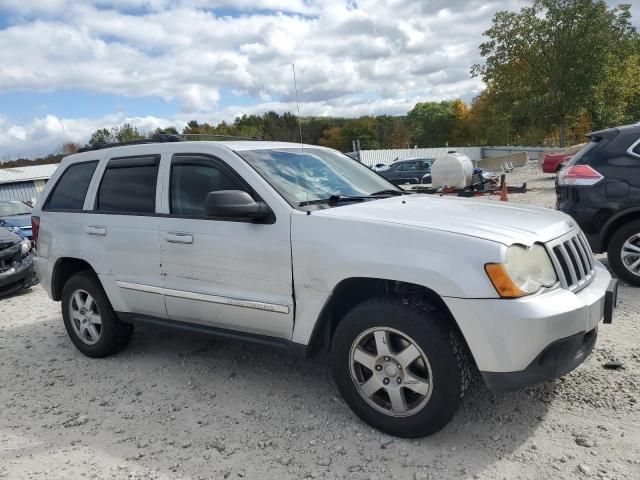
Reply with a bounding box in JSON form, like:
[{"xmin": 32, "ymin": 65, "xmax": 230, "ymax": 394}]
[
  {"xmin": 31, "ymin": 216, "xmax": 40, "ymax": 248},
  {"xmin": 557, "ymin": 165, "xmax": 603, "ymax": 186}
]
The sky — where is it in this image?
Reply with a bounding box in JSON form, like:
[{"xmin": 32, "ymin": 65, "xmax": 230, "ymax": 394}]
[{"xmin": 0, "ymin": 0, "xmax": 638, "ymax": 158}]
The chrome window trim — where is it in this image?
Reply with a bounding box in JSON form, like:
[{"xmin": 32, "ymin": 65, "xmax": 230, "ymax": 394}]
[{"xmin": 627, "ymin": 137, "xmax": 640, "ymax": 159}]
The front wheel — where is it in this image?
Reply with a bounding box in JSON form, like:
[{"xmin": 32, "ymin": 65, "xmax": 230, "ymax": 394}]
[
  {"xmin": 330, "ymin": 298, "xmax": 470, "ymax": 438},
  {"xmin": 608, "ymin": 220, "xmax": 640, "ymax": 287}
]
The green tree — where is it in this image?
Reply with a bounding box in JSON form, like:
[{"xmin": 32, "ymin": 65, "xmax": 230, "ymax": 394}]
[
  {"xmin": 112, "ymin": 123, "xmax": 143, "ymax": 142},
  {"xmin": 472, "ymin": 0, "xmax": 637, "ymax": 146},
  {"xmin": 318, "ymin": 126, "xmax": 348, "ymax": 151},
  {"xmin": 342, "ymin": 116, "xmax": 379, "ymax": 150},
  {"xmin": 89, "ymin": 128, "xmax": 115, "ymax": 145},
  {"xmin": 407, "ymin": 101, "xmax": 457, "ymax": 147}
]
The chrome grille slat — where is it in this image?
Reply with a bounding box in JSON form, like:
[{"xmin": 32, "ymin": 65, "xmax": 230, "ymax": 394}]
[
  {"xmin": 558, "ymin": 244, "xmax": 578, "ymax": 285},
  {"xmin": 567, "ymin": 240, "xmax": 586, "ymax": 280},
  {"xmin": 548, "ymin": 230, "xmax": 596, "ymax": 292},
  {"xmin": 578, "ymin": 233, "xmax": 594, "ymax": 270},
  {"xmin": 572, "ymin": 237, "xmax": 590, "ymax": 275}
]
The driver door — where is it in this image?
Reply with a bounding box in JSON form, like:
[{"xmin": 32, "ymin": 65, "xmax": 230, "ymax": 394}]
[{"xmin": 158, "ymin": 153, "xmax": 294, "ymax": 339}]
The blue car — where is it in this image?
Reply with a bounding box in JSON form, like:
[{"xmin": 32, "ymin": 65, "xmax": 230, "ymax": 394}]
[{"xmin": 0, "ymin": 199, "xmax": 33, "ymax": 240}]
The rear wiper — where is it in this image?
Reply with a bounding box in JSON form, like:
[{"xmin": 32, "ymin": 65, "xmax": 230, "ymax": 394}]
[{"xmin": 298, "ymin": 194, "xmax": 369, "ymax": 207}]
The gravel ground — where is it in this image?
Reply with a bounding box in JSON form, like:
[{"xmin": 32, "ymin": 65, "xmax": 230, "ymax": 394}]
[{"xmin": 1, "ymin": 163, "xmax": 639, "ymax": 480}]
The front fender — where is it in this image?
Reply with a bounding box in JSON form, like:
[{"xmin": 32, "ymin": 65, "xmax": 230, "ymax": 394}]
[{"xmin": 290, "ymin": 211, "xmax": 502, "ymax": 344}]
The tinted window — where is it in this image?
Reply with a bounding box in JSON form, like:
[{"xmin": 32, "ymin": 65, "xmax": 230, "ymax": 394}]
[
  {"xmin": 400, "ymin": 161, "xmax": 417, "ymax": 172},
  {"xmin": 171, "ymin": 157, "xmax": 242, "ymax": 216},
  {"xmin": 97, "ymin": 156, "xmax": 159, "ymax": 214},
  {"xmin": 45, "ymin": 161, "xmax": 98, "ymax": 211},
  {"xmin": 633, "ymin": 139, "xmax": 640, "ymax": 156}
]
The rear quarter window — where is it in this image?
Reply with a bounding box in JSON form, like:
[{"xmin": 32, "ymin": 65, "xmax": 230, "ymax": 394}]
[
  {"xmin": 566, "ymin": 141, "xmax": 599, "ymax": 166},
  {"xmin": 44, "ymin": 161, "xmax": 98, "ymax": 211}
]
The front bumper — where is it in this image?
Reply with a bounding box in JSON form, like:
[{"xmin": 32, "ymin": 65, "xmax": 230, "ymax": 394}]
[
  {"xmin": 0, "ymin": 253, "xmax": 38, "ymax": 298},
  {"xmin": 444, "ymin": 262, "xmax": 615, "ymax": 392}
]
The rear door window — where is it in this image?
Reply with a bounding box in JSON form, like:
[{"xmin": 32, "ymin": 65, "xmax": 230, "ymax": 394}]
[
  {"xmin": 400, "ymin": 161, "xmax": 417, "ymax": 172},
  {"xmin": 96, "ymin": 156, "xmax": 159, "ymax": 214},
  {"xmin": 45, "ymin": 161, "xmax": 98, "ymax": 211}
]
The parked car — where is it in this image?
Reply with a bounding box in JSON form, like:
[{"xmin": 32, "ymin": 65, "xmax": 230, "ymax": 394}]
[
  {"xmin": 0, "ymin": 199, "xmax": 34, "ymax": 240},
  {"xmin": 33, "ymin": 139, "xmax": 616, "ymax": 438},
  {"xmin": 542, "ymin": 143, "xmax": 587, "ymax": 173},
  {"xmin": 0, "ymin": 226, "xmax": 37, "ymax": 298},
  {"xmin": 371, "ymin": 163, "xmax": 389, "ymax": 172},
  {"xmin": 556, "ymin": 123, "xmax": 640, "ymax": 286},
  {"xmin": 378, "ymin": 158, "xmax": 434, "ymax": 185}
]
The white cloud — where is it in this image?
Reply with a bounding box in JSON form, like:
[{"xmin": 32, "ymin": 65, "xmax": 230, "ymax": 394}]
[
  {"xmin": 0, "ymin": 113, "xmax": 180, "ymax": 159},
  {"xmin": 0, "ymin": 0, "xmax": 637, "ymax": 157}
]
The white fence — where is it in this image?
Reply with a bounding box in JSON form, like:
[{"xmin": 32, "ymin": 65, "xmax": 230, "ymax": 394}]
[
  {"xmin": 481, "ymin": 146, "xmax": 558, "ymax": 162},
  {"xmin": 355, "ymin": 145, "xmax": 561, "ymax": 166},
  {"xmin": 357, "ymin": 147, "xmax": 483, "ymax": 167}
]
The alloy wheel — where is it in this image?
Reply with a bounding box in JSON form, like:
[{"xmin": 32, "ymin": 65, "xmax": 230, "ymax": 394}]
[
  {"xmin": 69, "ymin": 289, "xmax": 102, "ymax": 345},
  {"xmin": 621, "ymin": 233, "xmax": 640, "ymax": 278},
  {"xmin": 349, "ymin": 327, "xmax": 433, "ymax": 417}
]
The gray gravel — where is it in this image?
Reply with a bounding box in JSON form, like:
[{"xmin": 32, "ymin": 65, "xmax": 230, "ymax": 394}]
[{"xmin": 0, "ymin": 162, "xmax": 639, "ymax": 479}]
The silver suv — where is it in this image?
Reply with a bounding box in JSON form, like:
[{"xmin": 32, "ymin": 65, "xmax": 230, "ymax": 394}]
[{"xmin": 32, "ymin": 139, "xmax": 617, "ymax": 438}]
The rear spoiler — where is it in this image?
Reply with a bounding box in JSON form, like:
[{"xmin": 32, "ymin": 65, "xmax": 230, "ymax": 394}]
[{"xmin": 586, "ymin": 127, "xmax": 618, "ymax": 140}]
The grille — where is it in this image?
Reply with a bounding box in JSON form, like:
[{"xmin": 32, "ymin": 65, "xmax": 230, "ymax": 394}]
[
  {"xmin": 549, "ymin": 231, "xmax": 595, "ymax": 291},
  {"xmin": 0, "ymin": 244, "xmax": 21, "ymax": 274}
]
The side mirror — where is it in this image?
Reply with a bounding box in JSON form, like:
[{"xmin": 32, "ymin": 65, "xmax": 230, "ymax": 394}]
[{"xmin": 204, "ymin": 190, "xmax": 271, "ymax": 220}]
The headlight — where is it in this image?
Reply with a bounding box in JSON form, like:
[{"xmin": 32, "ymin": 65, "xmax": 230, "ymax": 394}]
[
  {"xmin": 21, "ymin": 238, "xmax": 31, "ymax": 256},
  {"xmin": 485, "ymin": 244, "xmax": 557, "ymax": 298}
]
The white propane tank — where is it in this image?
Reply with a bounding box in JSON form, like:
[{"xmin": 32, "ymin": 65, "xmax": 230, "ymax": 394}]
[{"xmin": 431, "ymin": 152, "xmax": 474, "ymax": 189}]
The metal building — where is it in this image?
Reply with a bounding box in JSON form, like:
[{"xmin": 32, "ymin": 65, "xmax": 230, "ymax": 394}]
[{"xmin": 0, "ymin": 164, "xmax": 59, "ymax": 205}]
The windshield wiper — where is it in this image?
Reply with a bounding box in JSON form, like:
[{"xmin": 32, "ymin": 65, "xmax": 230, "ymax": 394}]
[
  {"xmin": 368, "ymin": 189, "xmax": 407, "ymax": 197},
  {"xmin": 298, "ymin": 194, "xmax": 370, "ymax": 207}
]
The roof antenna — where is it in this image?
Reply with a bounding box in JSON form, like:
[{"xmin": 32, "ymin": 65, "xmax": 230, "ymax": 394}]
[
  {"xmin": 292, "ymin": 63, "xmax": 304, "ymax": 152},
  {"xmin": 292, "ymin": 63, "xmax": 309, "ymax": 211}
]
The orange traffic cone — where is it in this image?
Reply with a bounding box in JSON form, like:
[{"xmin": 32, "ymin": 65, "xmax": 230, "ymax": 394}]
[{"xmin": 499, "ymin": 180, "xmax": 508, "ymax": 201}]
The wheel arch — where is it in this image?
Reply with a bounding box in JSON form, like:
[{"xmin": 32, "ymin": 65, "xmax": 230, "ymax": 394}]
[
  {"xmin": 600, "ymin": 207, "xmax": 640, "ymax": 252},
  {"xmin": 51, "ymin": 257, "xmax": 98, "ymax": 301},
  {"xmin": 305, "ymin": 277, "xmax": 474, "ymax": 363}
]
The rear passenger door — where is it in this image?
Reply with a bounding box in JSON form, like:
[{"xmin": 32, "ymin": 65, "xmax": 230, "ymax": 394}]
[{"xmin": 83, "ymin": 154, "xmax": 166, "ymax": 319}]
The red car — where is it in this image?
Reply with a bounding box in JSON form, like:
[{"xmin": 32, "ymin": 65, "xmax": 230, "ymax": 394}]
[{"xmin": 542, "ymin": 143, "xmax": 586, "ymax": 173}]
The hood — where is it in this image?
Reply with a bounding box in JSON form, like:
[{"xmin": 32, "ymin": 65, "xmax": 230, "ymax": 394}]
[
  {"xmin": 315, "ymin": 195, "xmax": 575, "ymax": 246},
  {"xmin": 0, "ymin": 227, "xmax": 22, "ymax": 246},
  {"xmin": 0, "ymin": 214, "xmax": 32, "ymax": 228}
]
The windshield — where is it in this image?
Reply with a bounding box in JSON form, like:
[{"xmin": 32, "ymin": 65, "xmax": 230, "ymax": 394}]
[
  {"xmin": 0, "ymin": 200, "xmax": 32, "ymax": 216},
  {"xmin": 238, "ymin": 148, "xmax": 401, "ymax": 208}
]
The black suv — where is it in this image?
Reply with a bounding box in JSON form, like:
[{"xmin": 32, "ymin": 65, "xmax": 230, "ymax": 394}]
[{"xmin": 556, "ymin": 123, "xmax": 640, "ymax": 286}]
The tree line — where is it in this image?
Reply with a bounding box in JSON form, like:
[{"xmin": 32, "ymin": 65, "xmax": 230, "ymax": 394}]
[{"xmin": 1, "ymin": 0, "xmax": 638, "ymax": 169}]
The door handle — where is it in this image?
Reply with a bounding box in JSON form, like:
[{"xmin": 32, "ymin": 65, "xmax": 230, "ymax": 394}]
[
  {"xmin": 166, "ymin": 232, "xmax": 193, "ymax": 244},
  {"xmin": 85, "ymin": 225, "xmax": 107, "ymax": 236}
]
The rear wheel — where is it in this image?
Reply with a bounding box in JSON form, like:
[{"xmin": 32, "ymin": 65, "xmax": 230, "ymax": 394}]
[
  {"xmin": 330, "ymin": 297, "xmax": 470, "ymax": 438},
  {"xmin": 61, "ymin": 271, "xmax": 133, "ymax": 357},
  {"xmin": 608, "ymin": 220, "xmax": 640, "ymax": 287}
]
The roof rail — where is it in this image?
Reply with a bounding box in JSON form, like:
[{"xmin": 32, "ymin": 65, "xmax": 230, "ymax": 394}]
[
  {"xmin": 77, "ymin": 133, "xmax": 261, "ymax": 153},
  {"xmin": 77, "ymin": 134, "xmax": 183, "ymax": 153},
  {"xmin": 181, "ymin": 134, "xmax": 261, "ymax": 141}
]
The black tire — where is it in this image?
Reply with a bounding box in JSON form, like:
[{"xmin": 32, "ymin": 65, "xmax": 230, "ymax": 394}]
[
  {"xmin": 330, "ymin": 297, "xmax": 470, "ymax": 438},
  {"xmin": 607, "ymin": 220, "xmax": 640, "ymax": 287},
  {"xmin": 61, "ymin": 271, "xmax": 133, "ymax": 357}
]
